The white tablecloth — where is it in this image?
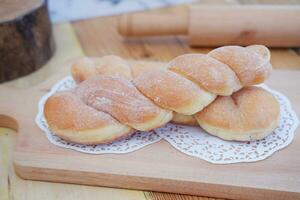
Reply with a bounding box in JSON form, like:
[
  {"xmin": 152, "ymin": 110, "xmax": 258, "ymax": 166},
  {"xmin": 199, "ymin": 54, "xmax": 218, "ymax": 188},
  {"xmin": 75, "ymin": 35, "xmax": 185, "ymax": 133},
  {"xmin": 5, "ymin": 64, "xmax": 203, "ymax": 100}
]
[{"xmin": 49, "ymin": 0, "xmax": 195, "ymax": 23}]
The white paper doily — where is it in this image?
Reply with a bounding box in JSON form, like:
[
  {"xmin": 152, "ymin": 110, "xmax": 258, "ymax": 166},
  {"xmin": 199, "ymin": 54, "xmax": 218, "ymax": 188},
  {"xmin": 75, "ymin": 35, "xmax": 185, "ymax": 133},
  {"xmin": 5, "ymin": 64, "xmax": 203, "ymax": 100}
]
[
  {"xmin": 155, "ymin": 84, "xmax": 299, "ymax": 164},
  {"xmin": 36, "ymin": 76, "xmax": 162, "ymax": 154},
  {"xmin": 36, "ymin": 76, "xmax": 299, "ymax": 163}
]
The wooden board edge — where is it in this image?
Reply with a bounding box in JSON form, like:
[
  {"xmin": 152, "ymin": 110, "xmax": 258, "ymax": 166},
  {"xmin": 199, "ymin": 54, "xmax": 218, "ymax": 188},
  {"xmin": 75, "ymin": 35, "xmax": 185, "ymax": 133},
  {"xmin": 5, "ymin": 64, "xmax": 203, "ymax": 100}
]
[{"xmin": 13, "ymin": 151, "xmax": 300, "ymax": 200}]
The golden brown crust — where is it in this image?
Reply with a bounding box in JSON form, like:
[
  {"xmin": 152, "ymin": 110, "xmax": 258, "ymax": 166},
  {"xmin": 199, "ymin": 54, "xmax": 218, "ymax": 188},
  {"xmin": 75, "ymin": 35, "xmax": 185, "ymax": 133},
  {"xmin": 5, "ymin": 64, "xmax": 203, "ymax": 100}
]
[
  {"xmin": 93, "ymin": 55, "xmax": 132, "ymax": 79},
  {"xmin": 130, "ymin": 60, "xmax": 167, "ymax": 78},
  {"xmin": 74, "ymin": 75, "xmax": 173, "ymax": 131},
  {"xmin": 71, "ymin": 56, "xmax": 132, "ymax": 83},
  {"xmin": 70, "ymin": 46, "xmax": 273, "ymax": 127},
  {"xmin": 195, "ymin": 87, "xmax": 280, "ymax": 141},
  {"xmin": 50, "ymin": 127, "xmax": 134, "ymax": 145},
  {"xmin": 168, "ymin": 54, "xmax": 242, "ymax": 96},
  {"xmin": 44, "ymin": 91, "xmax": 113, "ymax": 130},
  {"xmin": 44, "ymin": 91, "xmax": 133, "ymax": 144},
  {"xmin": 171, "ymin": 113, "xmax": 198, "ymax": 126},
  {"xmin": 246, "ymin": 45, "xmax": 271, "ymax": 61},
  {"xmin": 208, "ymin": 46, "xmax": 272, "ymax": 86},
  {"xmin": 133, "ymin": 68, "xmax": 216, "ymax": 115},
  {"xmin": 44, "ymin": 45, "xmax": 278, "ymax": 144},
  {"xmin": 71, "ymin": 57, "xmax": 98, "ymax": 83}
]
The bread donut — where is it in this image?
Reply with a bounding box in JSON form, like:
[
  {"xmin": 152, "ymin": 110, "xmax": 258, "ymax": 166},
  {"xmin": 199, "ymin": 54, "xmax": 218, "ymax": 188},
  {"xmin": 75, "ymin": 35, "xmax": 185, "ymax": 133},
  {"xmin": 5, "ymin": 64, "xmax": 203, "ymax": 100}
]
[
  {"xmin": 195, "ymin": 87, "xmax": 280, "ymax": 141},
  {"xmin": 43, "ymin": 45, "xmax": 279, "ymax": 144},
  {"xmin": 44, "ymin": 91, "xmax": 132, "ymax": 144}
]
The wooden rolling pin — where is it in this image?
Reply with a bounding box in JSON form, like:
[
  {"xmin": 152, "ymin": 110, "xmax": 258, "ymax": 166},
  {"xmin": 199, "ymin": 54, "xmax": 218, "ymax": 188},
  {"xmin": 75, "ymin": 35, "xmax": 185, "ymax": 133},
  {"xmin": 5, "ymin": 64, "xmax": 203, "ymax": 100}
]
[{"xmin": 118, "ymin": 5, "xmax": 300, "ymax": 47}]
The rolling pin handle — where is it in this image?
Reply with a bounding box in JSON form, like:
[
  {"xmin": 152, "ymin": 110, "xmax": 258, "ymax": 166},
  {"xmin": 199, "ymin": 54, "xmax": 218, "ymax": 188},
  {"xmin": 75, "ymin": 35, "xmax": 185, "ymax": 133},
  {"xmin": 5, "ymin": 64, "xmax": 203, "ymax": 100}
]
[
  {"xmin": 118, "ymin": 5, "xmax": 300, "ymax": 47},
  {"xmin": 118, "ymin": 10, "xmax": 189, "ymax": 36}
]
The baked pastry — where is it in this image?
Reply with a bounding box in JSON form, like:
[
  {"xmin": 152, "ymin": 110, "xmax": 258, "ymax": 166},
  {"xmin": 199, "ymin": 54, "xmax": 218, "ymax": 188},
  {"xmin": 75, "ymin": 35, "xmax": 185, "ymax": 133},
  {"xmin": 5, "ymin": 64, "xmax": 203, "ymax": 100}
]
[
  {"xmin": 74, "ymin": 75, "xmax": 173, "ymax": 131},
  {"xmin": 72, "ymin": 55, "xmax": 132, "ymax": 82},
  {"xmin": 44, "ymin": 91, "xmax": 132, "ymax": 144},
  {"xmin": 166, "ymin": 45, "xmax": 272, "ymax": 125},
  {"xmin": 72, "ymin": 45, "xmax": 272, "ymax": 90},
  {"xmin": 71, "ymin": 45, "xmax": 272, "ymax": 125},
  {"xmin": 172, "ymin": 113, "xmax": 198, "ymax": 126},
  {"xmin": 133, "ymin": 68, "xmax": 216, "ymax": 115},
  {"xmin": 44, "ymin": 45, "xmax": 279, "ymax": 144},
  {"xmin": 195, "ymin": 86, "xmax": 280, "ymax": 141}
]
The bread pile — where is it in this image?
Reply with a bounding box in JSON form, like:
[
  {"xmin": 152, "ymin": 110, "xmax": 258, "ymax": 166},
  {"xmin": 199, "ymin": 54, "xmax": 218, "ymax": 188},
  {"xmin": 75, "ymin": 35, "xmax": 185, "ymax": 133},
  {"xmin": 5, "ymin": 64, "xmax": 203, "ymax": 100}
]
[{"xmin": 44, "ymin": 45, "xmax": 280, "ymax": 144}]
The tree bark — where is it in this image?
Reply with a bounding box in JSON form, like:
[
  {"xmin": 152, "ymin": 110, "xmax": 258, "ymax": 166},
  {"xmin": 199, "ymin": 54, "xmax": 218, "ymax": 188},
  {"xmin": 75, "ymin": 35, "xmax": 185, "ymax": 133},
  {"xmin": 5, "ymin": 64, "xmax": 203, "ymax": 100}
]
[{"xmin": 0, "ymin": 0, "xmax": 55, "ymax": 83}]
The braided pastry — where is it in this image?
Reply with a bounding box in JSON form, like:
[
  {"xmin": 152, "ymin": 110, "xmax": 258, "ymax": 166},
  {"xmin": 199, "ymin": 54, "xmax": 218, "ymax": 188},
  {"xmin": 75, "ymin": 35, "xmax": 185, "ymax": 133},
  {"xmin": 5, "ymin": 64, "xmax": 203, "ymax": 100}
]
[{"xmin": 44, "ymin": 45, "xmax": 279, "ymax": 144}]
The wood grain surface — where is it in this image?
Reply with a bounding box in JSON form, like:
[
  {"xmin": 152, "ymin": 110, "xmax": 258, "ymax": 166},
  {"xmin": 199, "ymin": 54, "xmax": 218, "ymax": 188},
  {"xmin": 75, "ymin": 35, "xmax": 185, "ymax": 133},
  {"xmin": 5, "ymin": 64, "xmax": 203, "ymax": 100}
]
[
  {"xmin": 0, "ymin": 43, "xmax": 297, "ymax": 199},
  {"xmin": 1, "ymin": 0, "xmax": 300, "ymax": 200},
  {"xmin": 117, "ymin": 5, "xmax": 300, "ymax": 47},
  {"xmin": 5, "ymin": 66, "xmax": 300, "ymax": 200}
]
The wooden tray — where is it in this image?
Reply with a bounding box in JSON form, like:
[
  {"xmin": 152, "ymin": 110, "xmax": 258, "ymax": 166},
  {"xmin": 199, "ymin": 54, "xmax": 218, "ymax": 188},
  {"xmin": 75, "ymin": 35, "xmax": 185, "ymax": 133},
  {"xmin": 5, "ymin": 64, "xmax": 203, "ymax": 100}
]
[{"xmin": 0, "ymin": 61, "xmax": 299, "ymax": 200}]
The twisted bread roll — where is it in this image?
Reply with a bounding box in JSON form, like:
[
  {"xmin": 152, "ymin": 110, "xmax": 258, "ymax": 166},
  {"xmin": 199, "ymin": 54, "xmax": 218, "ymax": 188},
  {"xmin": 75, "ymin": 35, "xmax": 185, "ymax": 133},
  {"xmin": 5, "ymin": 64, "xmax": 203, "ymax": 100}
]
[
  {"xmin": 72, "ymin": 45, "xmax": 272, "ymax": 125},
  {"xmin": 44, "ymin": 45, "xmax": 279, "ymax": 144},
  {"xmin": 72, "ymin": 45, "xmax": 272, "ymax": 92},
  {"xmin": 74, "ymin": 76, "xmax": 173, "ymax": 131}
]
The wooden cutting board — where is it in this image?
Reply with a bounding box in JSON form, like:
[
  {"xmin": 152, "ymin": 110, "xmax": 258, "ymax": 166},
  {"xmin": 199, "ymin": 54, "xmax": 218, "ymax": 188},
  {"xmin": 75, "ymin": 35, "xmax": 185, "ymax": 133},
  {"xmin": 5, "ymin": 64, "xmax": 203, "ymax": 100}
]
[{"xmin": 0, "ymin": 62, "xmax": 299, "ymax": 200}]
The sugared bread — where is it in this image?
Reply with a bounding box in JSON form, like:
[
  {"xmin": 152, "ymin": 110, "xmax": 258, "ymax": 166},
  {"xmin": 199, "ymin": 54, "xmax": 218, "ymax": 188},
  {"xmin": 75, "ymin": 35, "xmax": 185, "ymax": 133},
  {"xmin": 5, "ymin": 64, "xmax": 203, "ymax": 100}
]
[
  {"xmin": 195, "ymin": 87, "xmax": 280, "ymax": 141},
  {"xmin": 43, "ymin": 45, "xmax": 279, "ymax": 144}
]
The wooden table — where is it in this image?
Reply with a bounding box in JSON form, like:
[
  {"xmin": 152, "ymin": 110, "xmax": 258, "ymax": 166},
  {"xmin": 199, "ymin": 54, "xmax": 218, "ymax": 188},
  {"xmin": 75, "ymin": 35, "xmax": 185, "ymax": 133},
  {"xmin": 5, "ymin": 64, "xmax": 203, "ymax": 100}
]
[{"xmin": 1, "ymin": 0, "xmax": 300, "ymax": 199}]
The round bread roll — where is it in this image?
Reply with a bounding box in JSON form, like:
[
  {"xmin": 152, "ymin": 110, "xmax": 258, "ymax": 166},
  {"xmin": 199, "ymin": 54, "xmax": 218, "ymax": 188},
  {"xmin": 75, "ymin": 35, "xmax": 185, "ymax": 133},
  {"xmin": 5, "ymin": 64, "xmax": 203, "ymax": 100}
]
[
  {"xmin": 44, "ymin": 91, "xmax": 132, "ymax": 144},
  {"xmin": 195, "ymin": 86, "xmax": 280, "ymax": 141}
]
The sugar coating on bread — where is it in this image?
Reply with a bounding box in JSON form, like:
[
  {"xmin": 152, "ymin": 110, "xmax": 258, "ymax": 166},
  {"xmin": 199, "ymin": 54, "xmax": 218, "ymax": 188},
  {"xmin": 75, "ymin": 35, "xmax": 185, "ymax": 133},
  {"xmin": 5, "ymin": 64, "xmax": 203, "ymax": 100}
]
[
  {"xmin": 70, "ymin": 46, "xmax": 273, "ymax": 127},
  {"xmin": 133, "ymin": 68, "xmax": 216, "ymax": 115},
  {"xmin": 44, "ymin": 45, "xmax": 278, "ymax": 144},
  {"xmin": 93, "ymin": 55, "xmax": 132, "ymax": 79},
  {"xmin": 195, "ymin": 87, "xmax": 280, "ymax": 141},
  {"xmin": 74, "ymin": 75, "xmax": 173, "ymax": 131},
  {"xmin": 130, "ymin": 61, "xmax": 168, "ymax": 78},
  {"xmin": 246, "ymin": 45, "xmax": 271, "ymax": 61},
  {"xmin": 208, "ymin": 46, "xmax": 272, "ymax": 86},
  {"xmin": 168, "ymin": 53, "xmax": 242, "ymax": 96},
  {"xmin": 44, "ymin": 91, "xmax": 132, "ymax": 144},
  {"xmin": 71, "ymin": 57, "xmax": 99, "ymax": 83},
  {"xmin": 71, "ymin": 55, "xmax": 132, "ymax": 83}
]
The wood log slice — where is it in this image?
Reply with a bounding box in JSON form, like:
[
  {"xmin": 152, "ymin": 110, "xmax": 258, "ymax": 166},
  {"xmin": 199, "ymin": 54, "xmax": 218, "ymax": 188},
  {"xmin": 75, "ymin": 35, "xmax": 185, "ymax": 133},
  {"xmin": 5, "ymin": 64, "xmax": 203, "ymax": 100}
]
[{"xmin": 0, "ymin": 0, "xmax": 55, "ymax": 83}]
